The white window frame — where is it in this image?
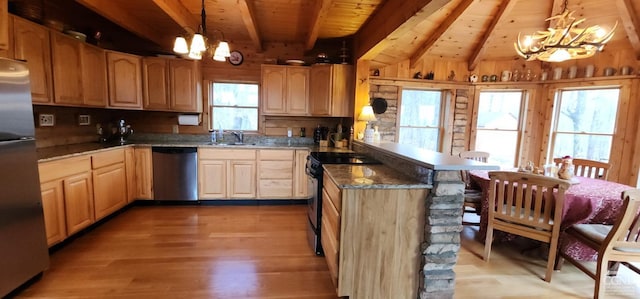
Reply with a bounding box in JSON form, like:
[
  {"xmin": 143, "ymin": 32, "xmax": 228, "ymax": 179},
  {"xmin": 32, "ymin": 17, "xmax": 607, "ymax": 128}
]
[
  {"xmin": 209, "ymin": 81, "xmax": 260, "ymax": 132},
  {"xmin": 397, "ymin": 88, "xmax": 446, "ymax": 152},
  {"xmin": 473, "ymin": 89, "xmax": 528, "ymax": 167}
]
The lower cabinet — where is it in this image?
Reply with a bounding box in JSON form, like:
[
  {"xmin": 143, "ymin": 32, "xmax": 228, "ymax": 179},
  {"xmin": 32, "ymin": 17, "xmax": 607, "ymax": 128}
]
[
  {"xmin": 92, "ymin": 149, "xmax": 128, "ymax": 220},
  {"xmin": 321, "ymin": 172, "xmax": 342, "ymax": 289},
  {"xmin": 39, "ymin": 156, "xmax": 94, "ymax": 246},
  {"xmin": 258, "ymin": 149, "xmax": 294, "ymax": 198},
  {"xmin": 198, "ymin": 148, "xmax": 256, "ymax": 199},
  {"xmin": 294, "ymin": 149, "xmax": 310, "ymax": 198},
  {"xmin": 134, "ymin": 147, "xmax": 153, "ymax": 200}
]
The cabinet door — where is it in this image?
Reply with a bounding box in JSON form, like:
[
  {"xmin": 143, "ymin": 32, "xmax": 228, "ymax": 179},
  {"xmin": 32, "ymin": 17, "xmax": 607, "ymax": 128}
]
[
  {"xmin": 294, "ymin": 150, "xmax": 310, "ymax": 198},
  {"xmin": 107, "ymin": 51, "xmax": 142, "ymax": 108},
  {"xmin": 286, "ymin": 67, "xmax": 309, "ymax": 115},
  {"xmin": 309, "ymin": 65, "xmax": 332, "ymax": 116},
  {"xmin": 261, "ymin": 66, "xmax": 287, "ymax": 114},
  {"xmin": 0, "ymin": 0, "xmax": 8, "ymax": 51},
  {"xmin": 134, "ymin": 147, "xmax": 153, "ymax": 199},
  {"xmin": 330, "ymin": 65, "xmax": 353, "ymax": 117},
  {"xmin": 93, "ymin": 163, "xmax": 127, "ymax": 220},
  {"xmin": 63, "ymin": 171, "xmax": 94, "ymax": 235},
  {"xmin": 40, "ymin": 180, "xmax": 66, "ymax": 246},
  {"xmin": 142, "ymin": 57, "xmax": 170, "ymax": 110},
  {"xmin": 51, "ymin": 33, "xmax": 83, "ymax": 105},
  {"xmin": 12, "ymin": 17, "xmax": 52, "ymax": 103},
  {"xmin": 228, "ymin": 160, "xmax": 256, "ymax": 198},
  {"xmin": 124, "ymin": 147, "xmax": 136, "ymax": 203},
  {"xmin": 198, "ymin": 160, "xmax": 227, "ymax": 198},
  {"xmin": 81, "ymin": 44, "xmax": 108, "ymax": 107},
  {"xmin": 170, "ymin": 59, "xmax": 199, "ymax": 112}
]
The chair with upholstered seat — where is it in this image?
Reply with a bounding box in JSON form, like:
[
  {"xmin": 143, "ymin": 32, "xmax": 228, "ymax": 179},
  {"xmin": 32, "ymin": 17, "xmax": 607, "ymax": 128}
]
[
  {"xmin": 555, "ymin": 189, "xmax": 640, "ymax": 299},
  {"xmin": 553, "ymin": 158, "xmax": 610, "ymax": 180},
  {"xmin": 459, "ymin": 151, "xmax": 490, "ymax": 223},
  {"xmin": 483, "ymin": 171, "xmax": 571, "ymax": 282}
]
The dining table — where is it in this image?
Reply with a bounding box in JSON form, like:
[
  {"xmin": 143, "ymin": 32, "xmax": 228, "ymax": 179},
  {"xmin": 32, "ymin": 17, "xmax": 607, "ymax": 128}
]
[{"xmin": 468, "ymin": 170, "xmax": 635, "ymax": 261}]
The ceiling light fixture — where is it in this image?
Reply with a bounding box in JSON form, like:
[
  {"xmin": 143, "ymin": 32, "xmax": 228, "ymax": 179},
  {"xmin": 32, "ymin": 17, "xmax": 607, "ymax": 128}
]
[
  {"xmin": 173, "ymin": 0, "xmax": 231, "ymax": 61},
  {"xmin": 514, "ymin": 0, "xmax": 616, "ymax": 62}
]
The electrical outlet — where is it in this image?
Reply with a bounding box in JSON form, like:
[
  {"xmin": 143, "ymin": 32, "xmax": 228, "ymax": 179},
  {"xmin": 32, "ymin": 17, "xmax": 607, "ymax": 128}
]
[
  {"xmin": 39, "ymin": 114, "xmax": 55, "ymax": 127},
  {"xmin": 172, "ymin": 125, "xmax": 179, "ymax": 134},
  {"xmin": 78, "ymin": 114, "xmax": 91, "ymax": 126}
]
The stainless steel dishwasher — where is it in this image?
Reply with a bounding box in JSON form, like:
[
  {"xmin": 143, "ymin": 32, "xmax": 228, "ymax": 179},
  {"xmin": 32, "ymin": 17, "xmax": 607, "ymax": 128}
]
[{"xmin": 152, "ymin": 147, "xmax": 198, "ymax": 201}]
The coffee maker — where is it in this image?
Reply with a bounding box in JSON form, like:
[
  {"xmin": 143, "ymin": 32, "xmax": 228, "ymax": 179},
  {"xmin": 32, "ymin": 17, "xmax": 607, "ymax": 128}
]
[{"xmin": 313, "ymin": 125, "xmax": 329, "ymax": 144}]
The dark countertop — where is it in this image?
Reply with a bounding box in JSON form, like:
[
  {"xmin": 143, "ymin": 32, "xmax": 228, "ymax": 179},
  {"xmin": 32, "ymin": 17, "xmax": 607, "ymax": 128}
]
[
  {"xmin": 37, "ymin": 141, "xmax": 354, "ymax": 162},
  {"xmin": 323, "ymin": 164, "xmax": 429, "ymax": 189}
]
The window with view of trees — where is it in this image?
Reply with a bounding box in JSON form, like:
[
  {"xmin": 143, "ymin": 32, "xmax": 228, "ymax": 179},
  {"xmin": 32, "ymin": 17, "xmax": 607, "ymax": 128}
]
[
  {"xmin": 398, "ymin": 89, "xmax": 443, "ymax": 151},
  {"xmin": 549, "ymin": 88, "xmax": 620, "ymax": 162},
  {"xmin": 211, "ymin": 82, "xmax": 259, "ymax": 131},
  {"xmin": 474, "ymin": 90, "xmax": 525, "ymax": 167}
]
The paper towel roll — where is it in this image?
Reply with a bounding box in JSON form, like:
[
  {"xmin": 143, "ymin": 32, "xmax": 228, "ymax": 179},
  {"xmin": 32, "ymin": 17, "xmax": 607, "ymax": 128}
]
[{"xmin": 178, "ymin": 114, "xmax": 199, "ymax": 126}]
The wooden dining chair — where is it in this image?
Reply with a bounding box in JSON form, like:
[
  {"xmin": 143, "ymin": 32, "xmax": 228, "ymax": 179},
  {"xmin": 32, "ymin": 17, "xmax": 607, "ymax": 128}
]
[
  {"xmin": 459, "ymin": 151, "xmax": 490, "ymax": 222},
  {"xmin": 483, "ymin": 171, "xmax": 571, "ymax": 282},
  {"xmin": 555, "ymin": 189, "xmax": 640, "ymax": 299},
  {"xmin": 552, "ymin": 158, "xmax": 610, "ymax": 180}
]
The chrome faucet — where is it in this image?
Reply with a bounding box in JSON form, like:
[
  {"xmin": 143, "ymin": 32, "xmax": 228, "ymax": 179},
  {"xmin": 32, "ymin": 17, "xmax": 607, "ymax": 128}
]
[{"xmin": 232, "ymin": 131, "xmax": 244, "ymax": 144}]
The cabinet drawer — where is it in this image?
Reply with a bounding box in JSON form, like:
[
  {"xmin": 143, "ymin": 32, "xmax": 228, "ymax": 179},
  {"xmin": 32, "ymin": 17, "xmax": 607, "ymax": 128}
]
[
  {"xmin": 259, "ymin": 161, "xmax": 293, "ymax": 179},
  {"xmin": 39, "ymin": 155, "xmax": 91, "ymax": 183},
  {"xmin": 199, "ymin": 148, "xmax": 256, "ymax": 160},
  {"xmin": 258, "ymin": 179, "xmax": 293, "ymax": 197},
  {"xmin": 321, "ymin": 213, "xmax": 339, "ymax": 287},
  {"xmin": 322, "ymin": 189, "xmax": 341, "ymax": 241},
  {"xmin": 323, "ymin": 172, "xmax": 341, "ymax": 212},
  {"xmin": 259, "ymin": 149, "xmax": 294, "ymax": 160},
  {"xmin": 91, "ymin": 148, "xmax": 125, "ymax": 169}
]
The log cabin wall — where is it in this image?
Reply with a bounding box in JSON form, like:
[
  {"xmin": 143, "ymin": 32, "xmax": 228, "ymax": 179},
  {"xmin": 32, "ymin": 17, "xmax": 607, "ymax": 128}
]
[{"xmin": 33, "ymin": 106, "xmax": 115, "ymax": 148}]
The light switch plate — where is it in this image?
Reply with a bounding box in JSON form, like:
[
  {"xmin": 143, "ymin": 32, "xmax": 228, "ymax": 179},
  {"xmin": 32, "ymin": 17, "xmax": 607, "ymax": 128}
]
[
  {"xmin": 78, "ymin": 114, "xmax": 91, "ymax": 126},
  {"xmin": 39, "ymin": 114, "xmax": 55, "ymax": 127}
]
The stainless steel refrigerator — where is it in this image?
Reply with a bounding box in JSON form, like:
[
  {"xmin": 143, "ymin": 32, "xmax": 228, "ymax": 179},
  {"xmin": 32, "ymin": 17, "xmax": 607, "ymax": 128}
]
[{"xmin": 0, "ymin": 57, "xmax": 49, "ymax": 297}]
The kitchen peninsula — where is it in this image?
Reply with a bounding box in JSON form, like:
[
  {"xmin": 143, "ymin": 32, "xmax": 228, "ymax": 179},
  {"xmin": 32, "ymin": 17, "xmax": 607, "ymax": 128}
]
[{"xmin": 346, "ymin": 140, "xmax": 499, "ymax": 298}]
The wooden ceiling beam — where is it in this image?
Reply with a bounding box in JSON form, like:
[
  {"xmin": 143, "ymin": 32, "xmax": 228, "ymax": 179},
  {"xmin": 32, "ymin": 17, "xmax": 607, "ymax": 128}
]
[
  {"xmin": 467, "ymin": 0, "xmax": 517, "ymax": 71},
  {"xmin": 76, "ymin": 0, "xmax": 168, "ymax": 47},
  {"xmin": 150, "ymin": 0, "xmax": 199, "ymax": 35},
  {"xmin": 305, "ymin": 0, "xmax": 333, "ymax": 50},
  {"xmin": 238, "ymin": 0, "xmax": 263, "ymax": 52},
  {"xmin": 409, "ymin": 0, "xmax": 474, "ymax": 68},
  {"xmin": 354, "ymin": 0, "xmax": 452, "ymax": 61},
  {"xmin": 616, "ymin": 0, "xmax": 640, "ymax": 60}
]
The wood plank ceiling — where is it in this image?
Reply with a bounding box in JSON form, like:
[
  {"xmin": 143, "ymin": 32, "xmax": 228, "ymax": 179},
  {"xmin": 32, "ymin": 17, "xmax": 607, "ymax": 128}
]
[{"xmin": 75, "ymin": 0, "xmax": 640, "ymax": 70}]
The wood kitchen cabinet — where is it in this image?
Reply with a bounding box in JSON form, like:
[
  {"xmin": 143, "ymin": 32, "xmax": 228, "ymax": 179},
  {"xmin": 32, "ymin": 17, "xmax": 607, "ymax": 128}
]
[
  {"xmin": 134, "ymin": 147, "xmax": 153, "ymax": 200},
  {"xmin": 321, "ymin": 172, "xmax": 342, "ymax": 289},
  {"xmin": 12, "ymin": 16, "xmax": 53, "ymax": 104},
  {"xmin": 40, "ymin": 180, "xmax": 66, "ymax": 246},
  {"xmin": 51, "ymin": 32, "xmax": 108, "ymax": 107},
  {"xmin": 0, "ymin": 0, "xmax": 8, "ymax": 52},
  {"xmin": 39, "ymin": 156, "xmax": 94, "ymax": 241},
  {"xmin": 261, "ymin": 65, "xmax": 309, "ymax": 115},
  {"xmin": 309, "ymin": 64, "xmax": 353, "ymax": 117},
  {"xmin": 124, "ymin": 147, "xmax": 136, "ymax": 202},
  {"xmin": 294, "ymin": 150, "xmax": 310, "ymax": 198},
  {"xmin": 92, "ymin": 149, "xmax": 128, "ymax": 220},
  {"xmin": 143, "ymin": 58, "xmax": 201, "ymax": 112},
  {"xmin": 198, "ymin": 148, "xmax": 256, "ymax": 199},
  {"xmin": 107, "ymin": 51, "xmax": 142, "ymax": 109},
  {"xmin": 257, "ymin": 149, "xmax": 294, "ymax": 198}
]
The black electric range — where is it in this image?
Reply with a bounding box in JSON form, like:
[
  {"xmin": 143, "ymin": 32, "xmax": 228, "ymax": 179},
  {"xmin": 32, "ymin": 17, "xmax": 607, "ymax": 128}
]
[{"xmin": 305, "ymin": 151, "xmax": 381, "ymax": 255}]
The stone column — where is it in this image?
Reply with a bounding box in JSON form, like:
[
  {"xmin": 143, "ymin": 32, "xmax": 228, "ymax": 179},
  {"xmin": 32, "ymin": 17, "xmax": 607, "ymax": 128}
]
[{"xmin": 419, "ymin": 170, "xmax": 464, "ymax": 299}]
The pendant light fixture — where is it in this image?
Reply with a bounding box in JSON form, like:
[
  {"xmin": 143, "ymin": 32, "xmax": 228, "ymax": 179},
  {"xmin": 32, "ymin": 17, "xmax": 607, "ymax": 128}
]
[
  {"xmin": 514, "ymin": 0, "xmax": 616, "ymax": 62},
  {"xmin": 173, "ymin": 0, "xmax": 231, "ymax": 61}
]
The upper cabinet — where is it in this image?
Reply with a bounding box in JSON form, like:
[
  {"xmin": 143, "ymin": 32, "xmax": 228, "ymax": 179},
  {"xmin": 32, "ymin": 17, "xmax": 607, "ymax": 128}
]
[
  {"xmin": 0, "ymin": 0, "xmax": 8, "ymax": 52},
  {"xmin": 12, "ymin": 16, "xmax": 53, "ymax": 104},
  {"xmin": 261, "ymin": 65, "xmax": 309, "ymax": 115},
  {"xmin": 143, "ymin": 57, "xmax": 201, "ymax": 112},
  {"xmin": 309, "ymin": 64, "xmax": 353, "ymax": 117},
  {"xmin": 51, "ymin": 32, "xmax": 108, "ymax": 107},
  {"xmin": 107, "ymin": 51, "xmax": 142, "ymax": 109}
]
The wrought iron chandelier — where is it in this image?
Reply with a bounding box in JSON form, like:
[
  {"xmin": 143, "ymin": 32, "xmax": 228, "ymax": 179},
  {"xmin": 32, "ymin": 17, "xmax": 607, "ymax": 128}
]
[
  {"xmin": 173, "ymin": 0, "xmax": 231, "ymax": 61},
  {"xmin": 514, "ymin": 0, "xmax": 616, "ymax": 62}
]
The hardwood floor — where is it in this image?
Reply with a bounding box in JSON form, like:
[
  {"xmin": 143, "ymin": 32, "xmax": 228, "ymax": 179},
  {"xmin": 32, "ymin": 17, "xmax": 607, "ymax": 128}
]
[{"xmin": 13, "ymin": 205, "xmax": 639, "ymax": 299}]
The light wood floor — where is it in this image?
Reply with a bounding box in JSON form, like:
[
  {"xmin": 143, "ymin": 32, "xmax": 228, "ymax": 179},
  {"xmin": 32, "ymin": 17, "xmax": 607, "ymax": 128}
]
[{"xmin": 13, "ymin": 205, "xmax": 640, "ymax": 299}]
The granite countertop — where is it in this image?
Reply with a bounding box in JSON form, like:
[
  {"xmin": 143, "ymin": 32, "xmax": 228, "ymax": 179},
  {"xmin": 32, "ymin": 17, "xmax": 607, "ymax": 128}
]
[
  {"xmin": 37, "ymin": 141, "xmax": 353, "ymax": 162},
  {"xmin": 355, "ymin": 141, "xmax": 500, "ymax": 171},
  {"xmin": 323, "ymin": 164, "xmax": 430, "ymax": 189}
]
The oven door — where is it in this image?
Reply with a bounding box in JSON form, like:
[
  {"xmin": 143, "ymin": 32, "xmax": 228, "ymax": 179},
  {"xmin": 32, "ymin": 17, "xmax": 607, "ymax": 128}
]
[{"xmin": 305, "ymin": 164, "xmax": 319, "ymax": 229}]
